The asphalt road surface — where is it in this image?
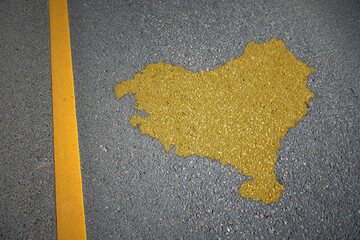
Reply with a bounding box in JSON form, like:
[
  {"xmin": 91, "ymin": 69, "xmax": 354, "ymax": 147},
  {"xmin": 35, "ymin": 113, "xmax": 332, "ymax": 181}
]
[{"xmin": 1, "ymin": 0, "xmax": 359, "ymax": 239}]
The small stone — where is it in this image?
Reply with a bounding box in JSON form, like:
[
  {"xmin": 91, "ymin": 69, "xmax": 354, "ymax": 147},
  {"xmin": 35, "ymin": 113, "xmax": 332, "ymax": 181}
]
[{"xmin": 100, "ymin": 145, "xmax": 108, "ymax": 152}]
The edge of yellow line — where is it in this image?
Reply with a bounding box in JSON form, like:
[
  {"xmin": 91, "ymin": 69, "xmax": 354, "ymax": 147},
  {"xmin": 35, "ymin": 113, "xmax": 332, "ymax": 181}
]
[{"xmin": 49, "ymin": 0, "xmax": 87, "ymax": 239}]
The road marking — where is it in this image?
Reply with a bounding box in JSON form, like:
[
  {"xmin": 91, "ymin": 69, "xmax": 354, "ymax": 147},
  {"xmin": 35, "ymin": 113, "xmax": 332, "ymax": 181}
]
[{"xmin": 49, "ymin": 0, "xmax": 87, "ymax": 239}]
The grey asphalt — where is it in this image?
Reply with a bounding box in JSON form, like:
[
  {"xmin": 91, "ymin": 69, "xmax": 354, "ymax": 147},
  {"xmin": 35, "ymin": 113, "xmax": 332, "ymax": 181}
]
[{"xmin": 1, "ymin": 0, "xmax": 359, "ymax": 239}]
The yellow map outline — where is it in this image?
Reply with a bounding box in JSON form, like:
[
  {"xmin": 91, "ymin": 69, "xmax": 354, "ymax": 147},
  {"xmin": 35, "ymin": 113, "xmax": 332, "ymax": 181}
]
[{"xmin": 114, "ymin": 39, "xmax": 314, "ymax": 203}]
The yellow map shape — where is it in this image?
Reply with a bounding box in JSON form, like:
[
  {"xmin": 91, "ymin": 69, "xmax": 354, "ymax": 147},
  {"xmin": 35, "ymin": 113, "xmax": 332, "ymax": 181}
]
[{"xmin": 114, "ymin": 39, "xmax": 314, "ymax": 203}]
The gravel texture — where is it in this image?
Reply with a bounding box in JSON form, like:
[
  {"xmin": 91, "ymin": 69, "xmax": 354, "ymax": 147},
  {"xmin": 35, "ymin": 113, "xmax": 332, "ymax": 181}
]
[
  {"xmin": 0, "ymin": 1, "xmax": 56, "ymax": 239},
  {"xmin": 1, "ymin": 0, "xmax": 359, "ymax": 239}
]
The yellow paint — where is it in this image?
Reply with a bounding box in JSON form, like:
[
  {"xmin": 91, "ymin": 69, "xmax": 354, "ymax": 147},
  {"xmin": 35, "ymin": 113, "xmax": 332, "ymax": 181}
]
[
  {"xmin": 114, "ymin": 39, "xmax": 314, "ymax": 203},
  {"xmin": 49, "ymin": 0, "xmax": 87, "ymax": 238}
]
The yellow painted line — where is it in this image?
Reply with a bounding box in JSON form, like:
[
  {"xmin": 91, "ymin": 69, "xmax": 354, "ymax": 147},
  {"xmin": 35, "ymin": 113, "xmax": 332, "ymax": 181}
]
[{"xmin": 49, "ymin": 0, "xmax": 87, "ymax": 239}]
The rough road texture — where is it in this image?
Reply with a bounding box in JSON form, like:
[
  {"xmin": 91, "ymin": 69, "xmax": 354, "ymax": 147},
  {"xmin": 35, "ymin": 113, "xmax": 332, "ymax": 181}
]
[
  {"xmin": 70, "ymin": 1, "xmax": 358, "ymax": 238},
  {"xmin": 1, "ymin": 0, "xmax": 359, "ymax": 239},
  {"xmin": 114, "ymin": 39, "xmax": 314, "ymax": 203},
  {"xmin": 0, "ymin": 1, "xmax": 55, "ymax": 239}
]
